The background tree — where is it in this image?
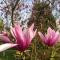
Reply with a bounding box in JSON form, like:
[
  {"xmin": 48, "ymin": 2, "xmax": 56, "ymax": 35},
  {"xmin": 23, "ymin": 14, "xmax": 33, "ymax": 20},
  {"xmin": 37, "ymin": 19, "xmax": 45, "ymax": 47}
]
[
  {"xmin": 28, "ymin": 2, "xmax": 56, "ymax": 32},
  {"xmin": 28, "ymin": 2, "xmax": 56, "ymax": 60}
]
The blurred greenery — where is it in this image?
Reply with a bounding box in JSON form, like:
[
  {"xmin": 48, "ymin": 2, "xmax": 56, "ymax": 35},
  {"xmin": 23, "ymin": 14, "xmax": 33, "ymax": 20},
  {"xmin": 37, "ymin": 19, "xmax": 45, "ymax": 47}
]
[
  {"xmin": 28, "ymin": 2, "xmax": 56, "ymax": 32},
  {"xmin": 0, "ymin": 49, "xmax": 16, "ymax": 60},
  {"xmin": 27, "ymin": 2, "xmax": 60, "ymax": 60},
  {"xmin": 0, "ymin": 18, "xmax": 4, "ymax": 31}
]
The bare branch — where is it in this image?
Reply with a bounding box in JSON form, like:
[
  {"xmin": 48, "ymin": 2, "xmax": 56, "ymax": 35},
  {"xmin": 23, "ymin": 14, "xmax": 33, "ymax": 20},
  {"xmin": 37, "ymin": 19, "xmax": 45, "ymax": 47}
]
[
  {"xmin": 3, "ymin": 0, "xmax": 8, "ymax": 6},
  {"xmin": 11, "ymin": 0, "xmax": 20, "ymax": 26},
  {"xmin": 13, "ymin": 0, "xmax": 20, "ymax": 11}
]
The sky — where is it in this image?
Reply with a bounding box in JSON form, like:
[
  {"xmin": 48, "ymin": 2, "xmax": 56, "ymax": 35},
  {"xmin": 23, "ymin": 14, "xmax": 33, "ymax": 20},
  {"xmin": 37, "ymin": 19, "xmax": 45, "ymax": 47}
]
[
  {"xmin": 0, "ymin": 0, "xmax": 33, "ymax": 28},
  {"xmin": 52, "ymin": 0, "xmax": 60, "ymax": 19}
]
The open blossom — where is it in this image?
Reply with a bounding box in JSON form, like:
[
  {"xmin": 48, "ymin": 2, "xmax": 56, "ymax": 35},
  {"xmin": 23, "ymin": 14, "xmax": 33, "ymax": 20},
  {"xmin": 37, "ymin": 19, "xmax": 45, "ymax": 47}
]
[
  {"xmin": 0, "ymin": 23, "xmax": 37, "ymax": 52},
  {"xmin": 38, "ymin": 27, "xmax": 60, "ymax": 46}
]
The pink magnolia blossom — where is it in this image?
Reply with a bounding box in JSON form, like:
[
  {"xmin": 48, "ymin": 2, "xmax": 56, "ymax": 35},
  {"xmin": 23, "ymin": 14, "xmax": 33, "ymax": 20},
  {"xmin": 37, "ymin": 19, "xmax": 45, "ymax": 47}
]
[
  {"xmin": 0, "ymin": 31, "xmax": 11, "ymax": 43},
  {"xmin": 0, "ymin": 23, "xmax": 37, "ymax": 52},
  {"xmin": 38, "ymin": 27, "xmax": 60, "ymax": 46}
]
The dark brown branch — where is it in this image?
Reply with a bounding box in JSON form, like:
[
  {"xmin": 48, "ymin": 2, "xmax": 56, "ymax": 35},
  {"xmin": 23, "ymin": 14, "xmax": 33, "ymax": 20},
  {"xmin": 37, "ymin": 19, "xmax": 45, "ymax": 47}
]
[
  {"xmin": 11, "ymin": 0, "xmax": 20, "ymax": 26},
  {"xmin": 13, "ymin": 0, "xmax": 20, "ymax": 11}
]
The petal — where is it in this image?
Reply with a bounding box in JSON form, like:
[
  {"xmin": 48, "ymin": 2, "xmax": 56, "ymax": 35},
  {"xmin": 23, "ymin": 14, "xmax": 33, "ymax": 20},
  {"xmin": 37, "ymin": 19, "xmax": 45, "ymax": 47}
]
[
  {"xmin": 12, "ymin": 24, "xmax": 25, "ymax": 47},
  {"xmin": 15, "ymin": 27, "xmax": 25, "ymax": 46},
  {"xmin": 11, "ymin": 24, "xmax": 25, "ymax": 44},
  {"xmin": 46, "ymin": 27, "xmax": 52, "ymax": 38},
  {"xmin": 0, "ymin": 35, "xmax": 11, "ymax": 43},
  {"xmin": 38, "ymin": 32, "xmax": 45, "ymax": 41},
  {"xmin": 28, "ymin": 23, "xmax": 36, "ymax": 40},
  {"xmin": 31, "ymin": 29, "xmax": 37, "ymax": 40},
  {"xmin": 46, "ymin": 27, "xmax": 55, "ymax": 39},
  {"xmin": 15, "ymin": 27, "xmax": 24, "ymax": 42},
  {"xmin": 0, "ymin": 43, "xmax": 17, "ymax": 52},
  {"xmin": 2, "ymin": 31, "xmax": 8, "ymax": 36},
  {"xmin": 51, "ymin": 30, "xmax": 56, "ymax": 38},
  {"xmin": 10, "ymin": 26, "xmax": 16, "ymax": 38},
  {"xmin": 52, "ymin": 31, "xmax": 59, "ymax": 43},
  {"xmin": 14, "ymin": 24, "xmax": 22, "ymax": 32},
  {"xmin": 47, "ymin": 27, "xmax": 52, "ymax": 33},
  {"xmin": 14, "ymin": 24, "xmax": 24, "ymax": 41},
  {"xmin": 29, "ymin": 23, "xmax": 34, "ymax": 30},
  {"xmin": 23, "ymin": 30, "xmax": 31, "ymax": 48},
  {"xmin": 23, "ymin": 30, "xmax": 30, "ymax": 40}
]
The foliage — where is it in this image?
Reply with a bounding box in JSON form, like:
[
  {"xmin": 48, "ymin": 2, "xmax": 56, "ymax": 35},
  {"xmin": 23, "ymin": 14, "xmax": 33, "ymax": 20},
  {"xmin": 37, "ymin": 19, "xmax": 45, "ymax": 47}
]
[
  {"xmin": 0, "ymin": 18, "xmax": 4, "ymax": 31},
  {"xmin": 28, "ymin": 3, "xmax": 56, "ymax": 32},
  {"xmin": 27, "ymin": 2, "xmax": 57, "ymax": 60}
]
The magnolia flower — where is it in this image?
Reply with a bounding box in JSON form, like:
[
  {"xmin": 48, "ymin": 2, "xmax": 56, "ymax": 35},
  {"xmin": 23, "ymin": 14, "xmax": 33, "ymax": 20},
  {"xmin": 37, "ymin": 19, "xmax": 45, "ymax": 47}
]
[
  {"xmin": 0, "ymin": 23, "xmax": 37, "ymax": 52},
  {"xmin": 0, "ymin": 31, "xmax": 11, "ymax": 43},
  {"xmin": 38, "ymin": 27, "xmax": 60, "ymax": 46}
]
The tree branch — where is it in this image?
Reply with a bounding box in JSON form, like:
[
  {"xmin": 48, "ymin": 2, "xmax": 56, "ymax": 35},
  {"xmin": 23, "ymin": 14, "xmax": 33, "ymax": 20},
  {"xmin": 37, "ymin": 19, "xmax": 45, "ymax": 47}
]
[
  {"xmin": 13, "ymin": 0, "xmax": 20, "ymax": 11},
  {"xmin": 11, "ymin": 0, "xmax": 20, "ymax": 26}
]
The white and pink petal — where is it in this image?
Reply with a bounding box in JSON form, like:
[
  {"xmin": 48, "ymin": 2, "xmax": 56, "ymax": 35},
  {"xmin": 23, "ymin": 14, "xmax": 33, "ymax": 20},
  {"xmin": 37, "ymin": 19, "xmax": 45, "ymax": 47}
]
[{"xmin": 0, "ymin": 43, "xmax": 17, "ymax": 52}]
